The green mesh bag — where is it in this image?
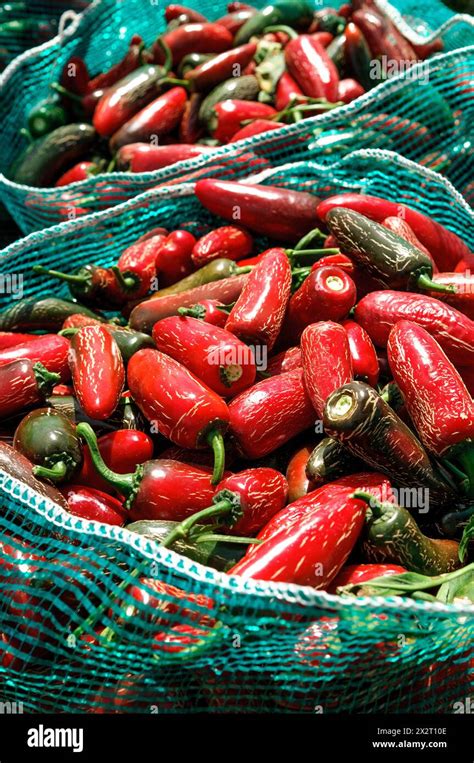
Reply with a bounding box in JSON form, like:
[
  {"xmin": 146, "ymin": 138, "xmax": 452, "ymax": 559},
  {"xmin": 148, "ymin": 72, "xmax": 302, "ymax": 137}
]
[
  {"xmin": 0, "ymin": 0, "xmax": 473, "ymax": 234},
  {"xmin": 0, "ymin": 150, "xmax": 472, "ymax": 714}
]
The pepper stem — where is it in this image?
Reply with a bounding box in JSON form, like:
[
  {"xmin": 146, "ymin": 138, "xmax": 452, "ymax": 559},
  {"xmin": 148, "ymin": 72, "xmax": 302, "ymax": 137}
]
[
  {"xmin": 178, "ymin": 305, "xmax": 206, "ymax": 320},
  {"xmin": 161, "ymin": 489, "xmax": 242, "ymax": 549},
  {"xmin": 33, "ymin": 264, "xmax": 88, "ymax": 284},
  {"xmin": 110, "ymin": 266, "xmax": 139, "ymax": 292},
  {"xmin": 293, "ymin": 227, "xmax": 327, "ymax": 252},
  {"xmin": 33, "ymin": 362, "xmax": 61, "ymax": 396},
  {"xmin": 416, "ymin": 273, "xmax": 456, "ymax": 294},
  {"xmin": 206, "ymin": 429, "xmax": 226, "ymax": 485},
  {"xmin": 50, "ymin": 82, "xmax": 84, "ymax": 104},
  {"xmin": 352, "ymin": 490, "xmax": 387, "ymax": 518},
  {"xmin": 263, "ymin": 24, "xmax": 299, "ymax": 39},
  {"xmin": 155, "ymin": 37, "xmax": 173, "ymax": 74},
  {"xmin": 33, "ymin": 461, "xmax": 68, "ymax": 482},
  {"xmin": 76, "ymin": 422, "xmax": 136, "ymax": 498},
  {"xmin": 195, "ymin": 534, "xmax": 261, "ymax": 545},
  {"xmin": 234, "ymin": 265, "xmax": 253, "ymax": 274},
  {"xmin": 160, "ymin": 77, "xmax": 191, "ymax": 89}
]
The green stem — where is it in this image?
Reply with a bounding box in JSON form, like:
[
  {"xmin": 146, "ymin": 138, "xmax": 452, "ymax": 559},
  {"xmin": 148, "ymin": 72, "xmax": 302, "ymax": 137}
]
[
  {"xmin": 110, "ymin": 265, "xmax": 138, "ymax": 292},
  {"xmin": 33, "ymin": 461, "xmax": 68, "ymax": 482},
  {"xmin": 161, "ymin": 498, "xmax": 236, "ymax": 549},
  {"xmin": 368, "ymin": 563, "xmax": 474, "ymax": 594},
  {"xmin": 417, "ymin": 273, "xmax": 456, "ymax": 294},
  {"xmin": 155, "ymin": 37, "xmax": 173, "ymax": 74},
  {"xmin": 287, "ymin": 247, "xmax": 339, "ymax": 258},
  {"xmin": 195, "ymin": 533, "xmax": 261, "ymax": 545},
  {"xmin": 206, "ymin": 429, "xmax": 226, "ymax": 486},
  {"xmin": 352, "ymin": 490, "xmax": 387, "ymax": 518},
  {"xmin": 20, "ymin": 127, "xmax": 34, "ymax": 144},
  {"xmin": 50, "ymin": 81, "xmax": 83, "ymax": 104},
  {"xmin": 160, "ymin": 77, "xmax": 190, "ymax": 89},
  {"xmin": 293, "ymin": 228, "xmax": 326, "ymax": 252},
  {"xmin": 76, "ymin": 422, "xmax": 136, "ymax": 497},
  {"xmin": 33, "ymin": 264, "xmax": 88, "ymax": 285},
  {"xmin": 263, "ymin": 24, "xmax": 299, "ymax": 39},
  {"xmin": 33, "ymin": 363, "xmax": 61, "ymax": 395},
  {"xmin": 234, "ymin": 265, "xmax": 253, "ymax": 274},
  {"xmin": 58, "ymin": 328, "xmax": 79, "ymax": 337}
]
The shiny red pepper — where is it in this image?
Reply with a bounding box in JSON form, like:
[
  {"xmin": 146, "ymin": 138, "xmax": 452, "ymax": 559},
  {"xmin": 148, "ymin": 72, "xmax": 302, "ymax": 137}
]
[
  {"xmin": 87, "ymin": 35, "xmax": 147, "ymax": 93},
  {"xmin": 55, "ymin": 161, "xmax": 97, "ymax": 187},
  {"xmin": 210, "ymin": 100, "xmax": 277, "ymax": 143},
  {"xmin": 337, "ymin": 77, "xmax": 365, "ymax": 103},
  {"xmin": 229, "ymin": 369, "xmax": 315, "ymax": 459},
  {"xmin": 317, "ymin": 194, "xmax": 474, "ymax": 271},
  {"xmin": 284, "ymin": 35, "xmax": 339, "ymax": 101},
  {"xmin": 192, "ymin": 226, "xmax": 253, "ymax": 267},
  {"xmin": 424, "ymin": 272, "xmax": 474, "ymax": 320},
  {"xmin": 0, "ymin": 332, "xmax": 43, "ymax": 350},
  {"xmin": 351, "ymin": 8, "xmax": 408, "ymax": 62},
  {"xmin": 185, "ymin": 43, "xmax": 257, "ymax": 91},
  {"xmin": 153, "ymin": 23, "xmax": 233, "ymax": 66},
  {"xmin": 215, "ymin": 9, "xmax": 256, "ymax": 35},
  {"xmin": 62, "ymin": 313, "xmax": 103, "ymax": 330},
  {"xmin": 60, "ymin": 55, "xmax": 89, "ymax": 96},
  {"xmin": 311, "ymin": 252, "xmax": 354, "ymax": 273},
  {"xmin": 155, "ymin": 230, "xmax": 196, "ymax": 287},
  {"xmin": 354, "ymin": 291, "xmax": 474, "ymax": 369},
  {"xmin": 327, "ymin": 563, "xmax": 407, "ymax": 593},
  {"xmin": 152, "ymin": 315, "xmax": 256, "ymax": 397},
  {"xmin": 195, "ymin": 179, "xmax": 320, "ymax": 243},
  {"xmin": 165, "ymin": 4, "xmax": 208, "ymax": 23},
  {"xmin": 275, "ymin": 71, "xmax": 304, "ymax": 111},
  {"xmin": 228, "ymin": 118, "xmax": 284, "ymax": 142},
  {"xmin": 286, "ymin": 442, "xmax": 315, "ymax": 502},
  {"xmin": 110, "ymin": 86, "xmax": 188, "ymax": 151},
  {"xmin": 179, "ymin": 92, "xmax": 205, "ymax": 143},
  {"xmin": 301, "ymin": 321, "xmax": 353, "ymax": 420},
  {"xmin": 342, "ymin": 319, "xmax": 379, "ymax": 387},
  {"xmin": 118, "ymin": 233, "xmax": 166, "ymax": 297},
  {"xmin": 382, "ymin": 216, "xmax": 438, "ymax": 274},
  {"xmin": 387, "ymin": 321, "xmax": 474, "ymax": 489},
  {"xmin": 283, "ymin": 265, "xmax": 357, "ymax": 342},
  {"xmin": 128, "ymin": 349, "xmax": 229, "ymax": 483},
  {"xmin": 266, "ymin": 346, "xmax": 302, "ymax": 376},
  {"xmin": 77, "ymin": 428, "xmax": 154, "ymax": 494},
  {"xmin": 0, "ymin": 360, "xmax": 59, "ymax": 419},
  {"xmin": 34, "ymin": 262, "xmax": 143, "ymax": 308},
  {"xmin": 115, "ymin": 142, "xmax": 211, "ymax": 172},
  {"xmin": 60, "ymin": 485, "xmax": 127, "ymax": 526},
  {"xmin": 225, "ymin": 248, "xmax": 292, "ymax": 351},
  {"xmin": 177, "ymin": 299, "xmax": 228, "ymax": 328},
  {"xmin": 0, "ymin": 334, "xmax": 70, "ymax": 381},
  {"xmin": 68, "ymin": 326, "xmax": 125, "ymax": 420}
]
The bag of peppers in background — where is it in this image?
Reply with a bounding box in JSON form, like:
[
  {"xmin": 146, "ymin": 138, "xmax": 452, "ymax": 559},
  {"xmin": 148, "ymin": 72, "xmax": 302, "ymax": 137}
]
[
  {"xmin": 1, "ymin": 0, "xmax": 473, "ymax": 234},
  {"xmin": 0, "ymin": 149, "xmax": 472, "ymax": 713}
]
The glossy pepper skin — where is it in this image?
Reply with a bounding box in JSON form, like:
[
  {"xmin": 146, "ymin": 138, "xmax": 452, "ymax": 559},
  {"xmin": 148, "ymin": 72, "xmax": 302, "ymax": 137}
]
[
  {"xmin": 128, "ymin": 349, "xmax": 229, "ymax": 483},
  {"xmin": 185, "ymin": 43, "xmax": 257, "ymax": 92},
  {"xmin": 354, "ymin": 291, "xmax": 474, "ymax": 369},
  {"xmin": 382, "ymin": 216, "xmax": 438, "ymax": 273},
  {"xmin": 286, "ymin": 442, "xmax": 315, "ymax": 502},
  {"xmin": 342, "ymin": 319, "xmax": 379, "ymax": 387},
  {"xmin": 425, "ymin": 272, "xmax": 474, "ymax": 320},
  {"xmin": 55, "ymin": 161, "xmax": 97, "ymax": 187},
  {"xmin": 165, "ymin": 4, "xmax": 208, "ymax": 23},
  {"xmin": 153, "ymin": 23, "xmax": 233, "ymax": 66},
  {"xmin": 195, "ymin": 179, "xmax": 320, "ymax": 243},
  {"xmin": 192, "ymin": 226, "xmax": 253, "ymax": 267},
  {"xmin": 115, "ymin": 143, "xmax": 211, "ymax": 172},
  {"xmin": 178, "ymin": 299, "xmax": 228, "ymax": 328},
  {"xmin": 229, "ymin": 369, "xmax": 315, "ymax": 459},
  {"xmin": 0, "ymin": 332, "xmax": 39, "ymax": 350},
  {"xmin": 0, "ymin": 334, "xmax": 70, "ymax": 381},
  {"xmin": 0, "ymin": 360, "xmax": 59, "ymax": 419},
  {"xmin": 152, "ymin": 316, "xmax": 256, "ymax": 397},
  {"xmin": 13, "ymin": 407, "xmax": 82, "ymax": 484},
  {"xmin": 61, "ymin": 485, "xmax": 127, "ymax": 526},
  {"xmin": 266, "ymin": 346, "xmax": 302, "ymax": 376},
  {"xmin": 155, "ymin": 230, "xmax": 196, "ymax": 287},
  {"xmin": 117, "ymin": 234, "xmax": 167, "ymax": 297},
  {"xmin": 210, "ymin": 100, "xmax": 277, "ymax": 143},
  {"xmin": 344, "ymin": 22, "xmax": 374, "ymax": 91},
  {"xmin": 228, "ymin": 119, "xmax": 283, "ymax": 142},
  {"xmin": 77, "ymin": 428, "xmax": 154, "ymax": 494},
  {"xmin": 110, "ymin": 86, "xmax": 188, "ymax": 151},
  {"xmin": 301, "ymin": 321, "xmax": 353, "ymax": 419},
  {"xmin": 283, "ymin": 265, "xmax": 357, "ymax": 342},
  {"xmin": 317, "ymin": 194, "xmax": 473, "ymax": 272},
  {"xmin": 323, "ymin": 381, "xmax": 455, "ymax": 509},
  {"xmin": 0, "ymin": 298, "xmax": 101, "ymax": 333},
  {"xmin": 0, "ymin": 441, "xmax": 68, "ymax": 509},
  {"xmin": 327, "ymin": 563, "xmax": 407, "ymax": 593},
  {"xmin": 337, "ymin": 77, "xmax": 365, "ymax": 103},
  {"xmin": 275, "ymin": 71, "xmax": 304, "ymax": 110},
  {"xmin": 285, "ymin": 35, "xmax": 340, "ymax": 101},
  {"xmin": 33, "ymin": 263, "xmax": 140, "ymax": 309},
  {"xmin": 149, "ymin": 257, "xmax": 247, "ymax": 301},
  {"xmin": 387, "ymin": 321, "xmax": 474, "ymax": 480},
  {"xmin": 234, "ymin": 0, "xmax": 313, "ymax": 45},
  {"xmin": 306, "ymin": 436, "xmax": 364, "ymax": 486},
  {"xmin": 225, "ymin": 248, "xmax": 292, "ymax": 352},
  {"xmin": 87, "ymin": 35, "xmax": 147, "ymax": 93},
  {"xmin": 68, "ymin": 326, "xmax": 125, "ymax": 420}
]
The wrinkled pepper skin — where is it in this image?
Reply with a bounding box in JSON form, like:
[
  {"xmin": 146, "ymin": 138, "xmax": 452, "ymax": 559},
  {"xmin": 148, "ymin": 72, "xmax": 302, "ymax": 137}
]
[
  {"xmin": 229, "ymin": 369, "xmax": 315, "ymax": 459},
  {"xmin": 152, "ymin": 315, "xmax": 256, "ymax": 397},
  {"xmin": 68, "ymin": 326, "xmax": 125, "ymax": 420},
  {"xmin": 301, "ymin": 321, "xmax": 353, "ymax": 419},
  {"xmin": 354, "ymin": 291, "xmax": 474, "ymax": 369},
  {"xmin": 225, "ymin": 248, "xmax": 292, "ymax": 351}
]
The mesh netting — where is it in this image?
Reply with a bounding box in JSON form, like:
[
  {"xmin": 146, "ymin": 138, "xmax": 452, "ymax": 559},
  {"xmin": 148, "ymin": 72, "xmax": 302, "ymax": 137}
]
[
  {"xmin": 0, "ymin": 0, "xmax": 473, "ymax": 234},
  {"xmin": 0, "ymin": 151, "xmax": 472, "ymax": 713}
]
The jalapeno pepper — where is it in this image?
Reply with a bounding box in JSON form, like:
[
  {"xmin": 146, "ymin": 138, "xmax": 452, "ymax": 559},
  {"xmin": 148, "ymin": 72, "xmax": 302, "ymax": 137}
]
[
  {"xmin": 87, "ymin": 35, "xmax": 147, "ymax": 93},
  {"xmin": 210, "ymin": 99, "xmax": 277, "ymax": 143},
  {"xmin": 60, "ymin": 485, "xmax": 127, "ymax": 526},
  {"xmin": 128, "ymin": 349, "xmax": 229, "ymax": 484},
  {"xmin": 178, "ymin": 300, "xmax": 229, "ymax": 328},
  {"xmin": 60, "ymin": 55, "xmax": 90, "ymax": 97},
  {"xmin": 55, "ymin": 161, "xmax": 98, "ymax": 187},
  {"xmin": 192, "ymin": 226, "xmax": 253, "ymax": 268},
  {"xmin": 153, "ymin": 23, "xmax": 233, "ymax": 66},
  {"xmin": 27, "ymin": 98, "xmax": 67, "ymax": 139},
  {"xmin": 154, "ymin": 230, "xmax": 196, "ymax": 288},
  {"xmin": 185, "ymin": 43, "xmax": 257, "ymax": 92},
  {"xmin": 76, "ymin": 428, "xmax": 154, "ymax": 494},
  {"xmin": 234, "ymin": 0, "xmax": 313, "ymax": 45},
  {"xmin": 327, "ymin": 563, "xmax": 407, "ymax": 594},
  {"xmin": 118, "ymin": 234, "xmax": 166, "ymax": 297},
  {"xmin": 110, "ymin": 86, "xmax": 188, "ymax": 151},
  {"xmin": 13, "ymin": 407, "xmax": 82, "ymax": 483},
  {"xmin": 0, "ymin": 334, "xmax": 70, "ymax": 381},
  {"xmin": 424, "ymin": 272, "xmax": 474, "ymax": 319},
  {"xmin": 33, "ymin": 264, "xmax": 141, "ymax": 309},
  {"xmin": 216, "ymin": 9, "xmax": 256, "ymax": 35},
  {"xmin": 337, "ymin": 77, "xmax": 365, "ymax": 103},
  {"xmin": 301, "ymin": 321, "xmax": 353, "ymax": 419},
  {"xmin": 0, "ymin": 441, "xmax": 68, "ymax": 509},
  {"xmin": 115, "ymin": 142, "xmax": 211, "ymax": 172},
  {"xmin": 229, "ymin": 118, "xmax": 284, "ymax": 142},
  {"xmin": 286, "ymin": 442, "xmax": 315, "ymax": 502},
  {"xmin": 306, "ymin": 436, "xmax": 365, "ymax": 486},
  {"xmin": 265, "ymin": 346, "xmax": 302, "ymax": 376},
  {"xmin": 68, "ymin": 326, "xmax": 125, "ymax": 420},
  {"xmin": 0, "ymin": 360, "xmax": 59, "ymax": 419},
  {"xmin": 285, "ymin": 34, "xmax": 340, "ymax": 101},
  {"xmin": 0, "ymin": 332, "xmax": 38, "ymax": 350},
  {"xmin": 0, "ymin": 298, "xmax": 101, "ymax": 333},
  {"xmin": 150, "ymin": 257, "xmax": 250, "ymax": 301},
  {"xmin": 341, "ymin": 319, "xmax": 379, "ymax": 387}
]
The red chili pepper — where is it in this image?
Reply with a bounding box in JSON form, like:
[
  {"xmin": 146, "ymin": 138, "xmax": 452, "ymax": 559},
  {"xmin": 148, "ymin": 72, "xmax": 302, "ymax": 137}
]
[
  {"xmin": 155, "ymin": 230, "xmax": 196, "ymax": 287},
  {"xmin": 185, "ymin": 43, "xmax": 257, "ymax": 91},
  {"xmin": 118, "ymin": 233, "xmax": 167, "ymax": 297},
  {"xmin": 115, "ymin": 142, "xmax": 211, "ymax": 172},
  {"xmin": 192, "ymin": 226, "xmax": 253, "ymax": 267},
  {"xmin": 387, "ymin": 321, "xmax": 474, "ymax": 488},
  {"xmin": 227, "ymin": 2, "xmax": 255, "ymax": 11},
  {"xmin": 195, "ymin": 179, "xmax": 320, "ymax": 243},
  {"xmin": 284, "ymin": 35, "xmax": 339, "ymax": 101},
  {"xmin": 225, "ymin": 248, "xmax": 292, "ymax": 352},
  {"xmin": 286, "ymin": 442, "xmax": 315, "ymax": 502},
  {"xmin": 152, "ymin": 316, "xmax": 256, "ymax": 397},
  {"xmin": 128, "ymin": 349, "xmax": 229, "ymax": 483},
  {"xmin": 0, "ymin": 332, "xmax": 39, "ymax": 350},
  {"xmin": 153, "ymin": 24, "xmax": 233, "ymax": 66},
  {"xmin": 327, "ymin": 563, "xmax": 407, "ymax": 593},
  {"xmin": 60, "ymin": 485, "xmax": 127, "ymax": 526},
  {"xmin": 177, "ymin": 299, "xmax": 228, "ymax": 328},
  {"xmin": 311, "ymin": 252, "xmax": 355, "ymax": 273},
  {"xmin": 76, "ymin": 428, "xmax": 154, "ymax": 494},
  {"xmin": 337, "ymin": 77, "xmax": 365, "ymax": 103},
  {"xmin": 55, "ymin": 161, "xmax": 97, "ymax": 187},
  {"xmin": 60, "ymin": 55, "xmax": 89, "ymax": 96},
  {"xmin": 0, "ymin": 360, "xmax": 59, "ymax": 419},
  {"xmin": 68, "ymin": 326, "xmax": 125, "ymax": 420},
  {"xmin": 301, "ymin": 321, "xmax": 353, "ymax": 420},
  {"xmin": 215, "ymin": 9, "xmax": 256, "ymax": 35},
  {"xmin": 283, "ymin": 265, "xmax": 357, "ymax": 342},
  {"xmin": 424, "ymin": 272, "xmax": 474, "ymax": 320},
  {"xmin": 382, "ymin": 216, "xmax": 438, "ymax": 273},
  {"xmin": 62, "ymin": 313, "xmax": 103, "ymax": 330},
  {"xmin": 110, "ymin": 86, "xmax": 188, "ymax": 151},
  {"xmin": 179, "ymin": 92, "xmax": 205, "ymax": 143},
  {"xmin": 87, "ymin": 35, "xmax": 147, "ymax": 92},
  {"xmin": 351, "ymin": 8, "xmax": 403, "ymax": 61},
  {"xmin": 274, "ymin": 71, "xmax": 304, "ymax": 111},
  {"xmin": 82, "ymin": 87, "xmax": 108, "ymax": 118},
  {"xmin": 317, "ymin": 194, "xmax": 474, "ymax": 271},
  {"xmin": 228, "ymin": 483, "xmax": 371, "ymax": 585},
  {"xmin": 354, "ymin": 291, "xmax": 474, "ymax": 368},
  {"xmin": 209, "ymin": 100, "xmax": 277, "ymax": 143},
  {"xmin": 342, "ymin": 319, "xmax": 379, "ymax": 387},
  {"xmin": 164, "ymin": 4, "xmax": 208, "ymax": 23},
  {"xmin": 34, "ymin": 263, "xmax": 143, "ymax": 308},
  {"xmin": 266, "ymin": 346, "xmax": 302, "ymax": 376},
  {"xmin": 0, "ymin": 334, "xmax": 70, "ymax": 381},
  {"xmin": 412, "ymin": 38, "xmax": 443, "ymax": 60},
  {"xmin": 229, "ymin": 369, "xmax": 315, "ymax": 459},
  {"xmin": 51, "ymin": 383, "xmax": 73, "ymax": 396},
  {"xmin": 228, "ymin": 118, "xmax": 284, "ymax": 142}
]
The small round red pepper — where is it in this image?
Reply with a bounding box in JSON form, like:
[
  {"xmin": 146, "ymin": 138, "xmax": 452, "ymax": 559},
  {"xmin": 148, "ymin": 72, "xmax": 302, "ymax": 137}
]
[
  {"xmin": 192, "ymin": 226, "xmax": 253, "ymax": 267},
  {"xmin": 155, "ymin": 230, "xmax": 196, "ymax": 287}
]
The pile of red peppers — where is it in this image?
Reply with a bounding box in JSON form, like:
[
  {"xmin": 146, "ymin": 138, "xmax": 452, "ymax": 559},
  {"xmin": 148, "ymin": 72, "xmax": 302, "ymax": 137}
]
[{"xmin": 10, "ymin": 0, "xmax": 444, "ymax": 188}]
